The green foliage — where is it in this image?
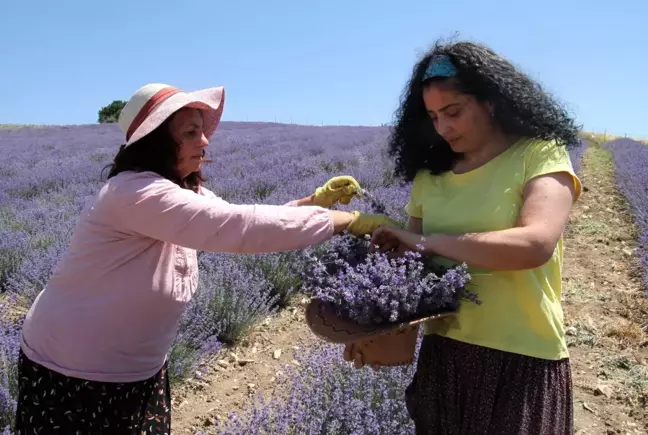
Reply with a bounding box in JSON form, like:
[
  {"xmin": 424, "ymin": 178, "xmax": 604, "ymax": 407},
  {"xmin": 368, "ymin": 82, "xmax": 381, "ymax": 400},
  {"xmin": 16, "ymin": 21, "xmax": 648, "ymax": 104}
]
[{"xmin": 97, "ymin": 100, "xmax": 127, "ymax": 124}]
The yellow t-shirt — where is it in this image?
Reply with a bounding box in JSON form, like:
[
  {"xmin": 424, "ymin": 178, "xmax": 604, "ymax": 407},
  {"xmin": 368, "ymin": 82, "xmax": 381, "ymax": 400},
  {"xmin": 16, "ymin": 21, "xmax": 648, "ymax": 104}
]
[{"xmin": 406, "ymin": 138, "xmax": 582, "ymax": 360}]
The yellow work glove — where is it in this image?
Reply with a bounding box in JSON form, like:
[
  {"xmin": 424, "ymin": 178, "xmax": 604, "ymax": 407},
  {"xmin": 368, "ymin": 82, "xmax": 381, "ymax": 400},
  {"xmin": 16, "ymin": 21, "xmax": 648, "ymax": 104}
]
[
  {"xmin": 313, "ymin": 176, "xmax": 362, "ymax": 208},
  {"xmin": 346, "ymin": 211, "xmax": 402, "ymax": 237}
]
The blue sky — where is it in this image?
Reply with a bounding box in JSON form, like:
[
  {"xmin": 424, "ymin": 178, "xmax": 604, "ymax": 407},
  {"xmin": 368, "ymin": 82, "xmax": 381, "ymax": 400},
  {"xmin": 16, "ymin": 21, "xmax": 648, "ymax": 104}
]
[{"xmin": 1, "ymin": 0, "xmax": 646, "ymax": 137}]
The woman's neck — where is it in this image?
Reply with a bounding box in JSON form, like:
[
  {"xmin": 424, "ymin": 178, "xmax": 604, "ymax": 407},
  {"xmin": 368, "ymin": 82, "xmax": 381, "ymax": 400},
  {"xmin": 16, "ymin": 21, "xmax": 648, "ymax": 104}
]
[{"xmin": 453, "ymin": 131, "xmax": 520, "ymax": 174}]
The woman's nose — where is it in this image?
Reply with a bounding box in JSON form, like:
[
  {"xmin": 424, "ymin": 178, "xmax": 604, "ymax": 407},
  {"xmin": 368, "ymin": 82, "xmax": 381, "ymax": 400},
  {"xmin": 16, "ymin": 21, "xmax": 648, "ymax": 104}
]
[
  {"xmin": 436, "ymin": 119, "xmax": 450, "ymax": 138},
  {"xmin": 199, "ymin": 133, "xmax": 209, "ymax": 147}
]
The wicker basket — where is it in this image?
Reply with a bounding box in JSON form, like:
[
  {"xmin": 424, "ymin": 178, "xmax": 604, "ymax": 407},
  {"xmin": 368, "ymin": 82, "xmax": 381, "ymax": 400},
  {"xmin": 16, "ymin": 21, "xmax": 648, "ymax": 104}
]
[{"xmin": 305, "ymin": 299, "xmax": 455, "ymax": 367}]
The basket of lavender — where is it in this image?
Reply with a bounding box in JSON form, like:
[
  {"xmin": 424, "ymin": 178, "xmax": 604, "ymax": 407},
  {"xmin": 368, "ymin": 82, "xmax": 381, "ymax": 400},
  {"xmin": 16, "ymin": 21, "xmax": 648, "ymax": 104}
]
[{"xmin": 302, "ymin": 189, "xmax": 479, "ymax": 366}]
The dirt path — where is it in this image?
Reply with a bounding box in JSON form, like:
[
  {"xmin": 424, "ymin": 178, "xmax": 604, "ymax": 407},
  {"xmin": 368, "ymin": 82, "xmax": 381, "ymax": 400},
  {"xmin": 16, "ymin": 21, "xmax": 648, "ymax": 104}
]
[{"xmin": 171, "ymin": 145, "xmax": 648, "ymax": 434}]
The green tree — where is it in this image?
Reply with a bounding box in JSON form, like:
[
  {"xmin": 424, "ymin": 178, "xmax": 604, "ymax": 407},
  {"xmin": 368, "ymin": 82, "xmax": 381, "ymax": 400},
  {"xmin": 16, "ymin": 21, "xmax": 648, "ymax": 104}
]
[{"xmin": 98, "ymin": 100, "xmax": 127, "ymax": 123}]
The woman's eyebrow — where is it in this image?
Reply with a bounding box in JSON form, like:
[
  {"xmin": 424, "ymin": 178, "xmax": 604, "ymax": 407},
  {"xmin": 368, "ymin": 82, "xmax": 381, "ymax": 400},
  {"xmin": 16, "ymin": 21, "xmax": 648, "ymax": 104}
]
[{"xmin": 427, "ymin": 102, "xmax": 460, "ymax": 114}]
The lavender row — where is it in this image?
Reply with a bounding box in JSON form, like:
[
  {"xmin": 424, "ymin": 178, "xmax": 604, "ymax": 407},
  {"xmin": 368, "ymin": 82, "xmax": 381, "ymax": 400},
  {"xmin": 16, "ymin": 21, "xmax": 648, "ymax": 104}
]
[
  {"xmin": 603, "ymin": 138, "xmax": 648, "ymax": 294},
  {"xmin": 569, "ymin": 139, "xmax": 588, "ymax": 175}
]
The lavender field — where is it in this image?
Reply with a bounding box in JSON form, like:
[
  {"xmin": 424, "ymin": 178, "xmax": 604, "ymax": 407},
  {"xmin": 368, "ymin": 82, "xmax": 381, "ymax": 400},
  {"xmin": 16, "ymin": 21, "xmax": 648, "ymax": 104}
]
[{"xmin": 0, "ymin": 123, "xmax": 590, "ymax": 433}]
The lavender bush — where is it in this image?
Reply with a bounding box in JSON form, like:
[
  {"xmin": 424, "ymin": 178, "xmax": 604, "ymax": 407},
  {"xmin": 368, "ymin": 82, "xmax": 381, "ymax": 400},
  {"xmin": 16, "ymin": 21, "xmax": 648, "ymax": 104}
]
[
  {"xmin": 0, "ymin": 304, "xmax": 21, "ymax": 433},
  {"xmin": 216, "ymin": 340, "xmax": 419, "ymax": 434},
  {"xmin": 181, "ymin": 254, "xmax": 278, "ymax": 346},
  {"xmin": 603, "ymin": 138, "xmax": 648, "ymax": 294},
  {"xmin": 240, "ymin": 251, "xmax": 306, "ymax": 307}
]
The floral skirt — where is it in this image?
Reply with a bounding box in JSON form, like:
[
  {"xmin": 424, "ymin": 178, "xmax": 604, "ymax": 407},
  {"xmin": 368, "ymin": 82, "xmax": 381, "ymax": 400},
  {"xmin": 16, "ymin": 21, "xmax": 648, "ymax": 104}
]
[
  {"xmin": 14, "ymin": 348, "xmax": 171, "ymax": 435},
  {"xmin": 405, "ymin": 334, "xmax": 573, "ymax": 435}
]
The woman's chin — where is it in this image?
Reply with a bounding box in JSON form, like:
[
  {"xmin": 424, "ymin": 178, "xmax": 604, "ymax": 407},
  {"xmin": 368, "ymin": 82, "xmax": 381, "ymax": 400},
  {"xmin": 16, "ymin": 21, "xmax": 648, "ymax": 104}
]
[{"xmin": 447, "ymin": 139, "xmax": 469, "ymax": 153}]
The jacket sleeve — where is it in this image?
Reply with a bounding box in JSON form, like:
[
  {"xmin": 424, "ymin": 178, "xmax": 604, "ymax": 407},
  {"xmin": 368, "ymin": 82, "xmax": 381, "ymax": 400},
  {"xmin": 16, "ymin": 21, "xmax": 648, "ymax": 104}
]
[
  {"xmin": 200, "ymin": 184, "xmax": 300, "ymax": 207},
  {"xmin": 108, "ymin": 173, "xmax": 334, "ymax": 253}
]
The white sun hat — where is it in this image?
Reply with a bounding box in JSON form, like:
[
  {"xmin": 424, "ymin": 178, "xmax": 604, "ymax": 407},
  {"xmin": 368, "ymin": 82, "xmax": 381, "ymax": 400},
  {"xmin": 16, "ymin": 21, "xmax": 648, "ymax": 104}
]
[{"xmin": 118, "ymin": 83, "xmax": 225, "ymax": 147}]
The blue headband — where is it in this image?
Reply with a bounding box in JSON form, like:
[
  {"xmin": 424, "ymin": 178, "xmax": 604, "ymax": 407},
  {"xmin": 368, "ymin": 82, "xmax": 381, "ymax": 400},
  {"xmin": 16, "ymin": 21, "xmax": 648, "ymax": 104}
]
[{"xmin": 422, "ymin": 55, "xmax": 457, "ymax": 81}]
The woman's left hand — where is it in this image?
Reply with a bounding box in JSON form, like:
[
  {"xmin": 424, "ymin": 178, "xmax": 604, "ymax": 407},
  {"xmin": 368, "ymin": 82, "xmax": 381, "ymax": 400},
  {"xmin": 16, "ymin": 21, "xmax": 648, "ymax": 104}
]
[
  {"xmin": 312, "ymin": 176, "xmax": 362, "ymax": 208},
  {"xmin": 370, "ymin": 226, "xmax": 427, "ymax": 256}
]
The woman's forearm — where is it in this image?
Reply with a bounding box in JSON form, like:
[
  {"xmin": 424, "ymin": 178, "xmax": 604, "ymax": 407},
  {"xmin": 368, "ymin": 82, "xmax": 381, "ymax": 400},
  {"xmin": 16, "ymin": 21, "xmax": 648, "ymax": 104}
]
[{"xmin": 422, "ymin": 227, "xmax": 554, "ymax": 271}]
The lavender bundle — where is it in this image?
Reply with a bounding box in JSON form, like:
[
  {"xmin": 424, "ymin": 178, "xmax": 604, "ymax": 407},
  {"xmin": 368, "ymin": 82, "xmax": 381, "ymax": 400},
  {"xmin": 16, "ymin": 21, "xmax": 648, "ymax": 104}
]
[{"xmin": 301, "ymin": 189, "xmax": 479, "ymax": 326}]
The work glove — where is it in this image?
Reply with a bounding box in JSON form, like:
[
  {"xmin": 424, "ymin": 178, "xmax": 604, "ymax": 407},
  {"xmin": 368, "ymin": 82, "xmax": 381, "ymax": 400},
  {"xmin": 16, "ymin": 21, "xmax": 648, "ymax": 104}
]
[
  {"xmin": 313, "ymin": 176, "xmax": 362, "ymax": 208},
  {"xmin": 346, "ymin": 211, "xmax": 402, "ymax": 237}
]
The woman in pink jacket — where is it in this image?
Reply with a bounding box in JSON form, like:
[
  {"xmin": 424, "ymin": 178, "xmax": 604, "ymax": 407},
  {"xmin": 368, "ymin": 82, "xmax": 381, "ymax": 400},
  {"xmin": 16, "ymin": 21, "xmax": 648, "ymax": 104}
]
[{"xmin": 14, "ymin": 83, "xmax": 397, "ymax": 434}]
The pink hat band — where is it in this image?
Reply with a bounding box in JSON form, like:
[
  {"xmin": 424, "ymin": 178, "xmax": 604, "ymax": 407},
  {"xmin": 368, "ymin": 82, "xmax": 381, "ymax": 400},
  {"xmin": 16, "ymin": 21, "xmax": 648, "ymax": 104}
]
[{"xmin": 125, "ymin": 86, "xmax": 182, "ymax": 141}]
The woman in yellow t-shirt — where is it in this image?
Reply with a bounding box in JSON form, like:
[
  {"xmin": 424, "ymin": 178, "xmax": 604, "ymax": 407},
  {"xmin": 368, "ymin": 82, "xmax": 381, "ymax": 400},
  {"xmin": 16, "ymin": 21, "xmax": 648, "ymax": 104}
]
[{"xmin": 360, "ymin": 41, "xmax": 582, "ymax": 434}]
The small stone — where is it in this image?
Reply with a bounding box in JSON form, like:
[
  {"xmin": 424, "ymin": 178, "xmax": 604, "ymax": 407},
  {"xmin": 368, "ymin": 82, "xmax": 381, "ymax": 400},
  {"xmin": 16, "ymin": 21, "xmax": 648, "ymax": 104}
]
[
  {"xmin": 582, "ymin": 402, "xmax": 596, "ymax": 414},
  {"xmin": 273, "ymin": 349, "xmax": 282, "ymax": 359},
  {"xmin": 237, "ymin": 358, "xmax": 255, "ymax": 367},
  {"xmin": 565, "ymin": 326, "xmax": 577, "ymax": 336},
  {"xmin": 292, "ymin": 359, "xmax": 300, "ymax": 366},
  {"xmin": 594, "ymin": 384, "xmax": 613, "ymax": 398},
  {"xmin": 232, "ymin": 385, "xmax": 239, "ymax": 391},
  {"xmin": 247, "ymin": 383, "xmax": 256, "ymax": 390},
  {"xmin": 217, "ymin": 360, "xmax": 229, "ymax": 369}
]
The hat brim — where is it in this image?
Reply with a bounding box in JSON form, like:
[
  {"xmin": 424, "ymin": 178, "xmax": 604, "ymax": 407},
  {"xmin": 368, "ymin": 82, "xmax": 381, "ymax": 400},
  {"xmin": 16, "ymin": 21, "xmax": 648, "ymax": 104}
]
[
  {"xmin": 305, "ymin": 299, "xmax": 456, "ymax": 345},
  {"xmin": 125, "ymin": 87, "xmax": 225, "ymax": 146}
]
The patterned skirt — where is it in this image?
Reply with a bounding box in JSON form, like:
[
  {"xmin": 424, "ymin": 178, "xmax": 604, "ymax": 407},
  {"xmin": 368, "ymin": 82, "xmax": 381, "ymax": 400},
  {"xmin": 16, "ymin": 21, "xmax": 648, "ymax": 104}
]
[
  {"xmin": 14, "ymin": 348, "xmax": 171, "ymax": 434},
  {"xmin": 405, "ymin": 334, "xmax": 573, "ymax": 435}
]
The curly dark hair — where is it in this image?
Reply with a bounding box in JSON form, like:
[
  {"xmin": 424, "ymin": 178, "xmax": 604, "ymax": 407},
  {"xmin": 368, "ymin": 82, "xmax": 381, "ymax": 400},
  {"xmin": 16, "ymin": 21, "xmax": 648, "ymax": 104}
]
[
  {"xmin": 101, "ymin": 115, "xmax": 205, "ymax": 193},
  {"xmin": 388, "ymin": 39, "xmax": 582, "ymax": 181}
]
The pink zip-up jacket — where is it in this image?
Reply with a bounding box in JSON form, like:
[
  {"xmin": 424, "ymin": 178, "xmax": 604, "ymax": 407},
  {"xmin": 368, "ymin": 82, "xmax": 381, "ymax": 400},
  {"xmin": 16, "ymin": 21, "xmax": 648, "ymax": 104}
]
[{"xmin": 20, "ymin": 170, "xmax": 334, "ymax": 383}]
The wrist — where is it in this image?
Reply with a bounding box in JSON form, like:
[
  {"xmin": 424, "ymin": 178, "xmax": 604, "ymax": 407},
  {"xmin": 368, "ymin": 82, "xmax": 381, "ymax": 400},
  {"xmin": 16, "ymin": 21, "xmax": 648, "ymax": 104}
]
[
  {"xmin": 417, "ymin": 233, "xmax": 438, "ymax": 254},
  {"xmin": 295, "ymin": 194, "xmax": 315, "ymax": 206},
  {"xmin": 331, "ymin": 210, "xmax": 356, "ymax": 234}
]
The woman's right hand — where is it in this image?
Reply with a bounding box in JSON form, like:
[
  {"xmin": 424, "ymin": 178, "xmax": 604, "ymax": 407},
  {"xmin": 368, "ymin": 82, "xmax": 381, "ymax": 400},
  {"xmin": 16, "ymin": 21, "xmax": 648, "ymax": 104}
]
[
  {"xmin": 347, "ymin": 211, "xmax": 402, "ymax": 236},
  {"xmin": 330, "ymin": 211, "xmax": 402, "ymax": 236}
]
